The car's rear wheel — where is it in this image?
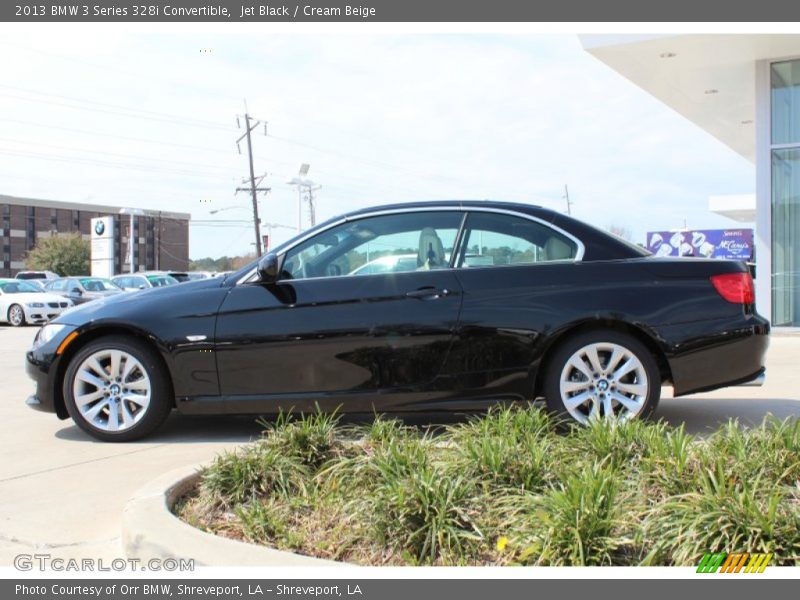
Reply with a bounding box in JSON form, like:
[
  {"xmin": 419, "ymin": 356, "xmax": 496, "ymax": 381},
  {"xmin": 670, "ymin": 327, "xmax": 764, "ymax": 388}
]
[
  {"xmin": 7, "ymin": 304, "xmax": 25, "ymax": 327},
  {"xmin": 63, "ymin": 336, "xmax": 172, "ymax": 442},
  {"xmin": 544, "ymin": 330, "xmax": 660, "ymax": 425}
]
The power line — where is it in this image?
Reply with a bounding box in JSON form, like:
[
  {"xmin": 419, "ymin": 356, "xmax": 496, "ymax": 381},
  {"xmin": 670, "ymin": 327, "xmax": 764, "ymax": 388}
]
[
  {"xmin": 0, "ymin": 40, "xmax": 243, "ymax": 106},
  {"xmin": 0, "ymin": 136, "xmax": 237, "ymax": 173},
  {"xmin": 0, "ymin": 91, "xmax": 235, "ymax": 131},
  {"xmin": 0, "ymin": 148, "xmax": 237, "ymax": 180},
  {"xmin": 0, "ymin": 83, "xmax": 237, "ymax": 130},
  {"xmin": 0, "ymin": 118, "xmax": 237, "ymax": 156}
]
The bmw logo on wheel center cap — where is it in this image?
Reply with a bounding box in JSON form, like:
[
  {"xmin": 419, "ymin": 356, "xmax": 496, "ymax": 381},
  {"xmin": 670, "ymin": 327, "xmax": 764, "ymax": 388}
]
[
  {"xmin": 597, "ymin": 379, "xmax": 609, "ymax": 391},
  {"xmin": 109, "ymin": 383, "xmax": 121, "ymax": 395}
]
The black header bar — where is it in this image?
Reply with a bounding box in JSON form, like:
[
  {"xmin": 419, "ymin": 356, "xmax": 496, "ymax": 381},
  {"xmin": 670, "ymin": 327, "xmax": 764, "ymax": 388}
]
[{"xmin": 4, "ymin": 0, "xmax": 800, "ymax": 22}]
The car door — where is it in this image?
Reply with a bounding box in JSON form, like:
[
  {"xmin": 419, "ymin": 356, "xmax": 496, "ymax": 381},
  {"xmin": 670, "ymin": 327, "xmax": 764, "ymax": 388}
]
[
  {"xmin": 66, "ymin": 280, "xmax": 88, "ymax": 304},
  {"xmin": 46, "ymin": 279, "xmax": 66, "ymax": 298},
  {"xmin": 213, "ymin": 210, "xmax": 466, "ymax": 413},
  {"xmin": 442, "ymin": 210, "xmax": 581, "ymax": 399}
]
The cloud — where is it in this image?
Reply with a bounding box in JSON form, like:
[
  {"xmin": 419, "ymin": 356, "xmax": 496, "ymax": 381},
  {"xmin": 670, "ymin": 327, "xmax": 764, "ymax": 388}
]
[{"xmin": 0, "ymin": 32, "xmax": 753, "ymax": 258}]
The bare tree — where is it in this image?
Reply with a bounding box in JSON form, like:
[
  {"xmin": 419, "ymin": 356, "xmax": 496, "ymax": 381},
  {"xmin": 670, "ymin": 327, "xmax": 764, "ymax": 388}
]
[{"xmin": 607, "ymin": 224, "xmax": 633, "ymax": 241}]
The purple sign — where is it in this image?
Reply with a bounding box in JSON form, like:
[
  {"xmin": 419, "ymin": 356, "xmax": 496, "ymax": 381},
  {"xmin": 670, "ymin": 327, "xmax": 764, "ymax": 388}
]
[{"xmin": 646, "ymin": 229, "xmax": 753, "ymax": 261}]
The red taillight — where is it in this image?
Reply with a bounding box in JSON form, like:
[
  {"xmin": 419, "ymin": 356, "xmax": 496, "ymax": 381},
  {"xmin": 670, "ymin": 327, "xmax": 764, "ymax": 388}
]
[{"xmin": 710, "ymin": 272, "xmax": 755, "ymax": 304}]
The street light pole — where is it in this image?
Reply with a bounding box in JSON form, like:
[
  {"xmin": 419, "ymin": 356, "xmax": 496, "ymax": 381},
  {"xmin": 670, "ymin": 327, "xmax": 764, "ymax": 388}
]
[{"xmin": 119, "ymin": 208, "xmax": 145, "ymax": 274}]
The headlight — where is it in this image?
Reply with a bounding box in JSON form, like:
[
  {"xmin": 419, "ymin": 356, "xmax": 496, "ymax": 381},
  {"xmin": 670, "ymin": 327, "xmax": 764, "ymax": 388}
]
[
  {"xmin": 33, "ymin": 323, "xmax": 68, "ymax": 349},
  {"xmin": 27, "ymin": 302, "xmax": 45, "ymax": 308}
]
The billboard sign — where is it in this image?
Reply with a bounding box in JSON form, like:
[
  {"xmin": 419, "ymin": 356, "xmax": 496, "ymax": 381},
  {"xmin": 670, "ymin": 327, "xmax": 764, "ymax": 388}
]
[{"xmin": 646, "ymin": 229, "xmax": 753, "ymax": 261}]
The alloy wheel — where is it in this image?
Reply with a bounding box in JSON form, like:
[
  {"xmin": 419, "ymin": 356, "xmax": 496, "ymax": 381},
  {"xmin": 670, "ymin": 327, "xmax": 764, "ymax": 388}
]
[
  {"xmin": 72, "ymin": 349, "xmax": 152, "ymax": 432},
  {"xmin": 558, "ymin": 342, "xmax": 649, "ymax": 424},
  {"xmin": 8, "ymin": 304, "xmax": 24, "ymax": 326}
]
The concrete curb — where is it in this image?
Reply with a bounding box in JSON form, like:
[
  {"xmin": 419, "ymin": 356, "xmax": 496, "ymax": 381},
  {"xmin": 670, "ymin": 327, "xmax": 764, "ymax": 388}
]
[{"xmin": 122, "ymin": 465, "xmax": 339, "ymax": 566}]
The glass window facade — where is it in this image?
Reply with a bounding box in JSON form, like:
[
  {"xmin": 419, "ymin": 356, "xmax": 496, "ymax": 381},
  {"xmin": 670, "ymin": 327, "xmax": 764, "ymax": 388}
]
[{"xmin": 771, "ymin": 60, "xmax": 800, "ymax": 326}]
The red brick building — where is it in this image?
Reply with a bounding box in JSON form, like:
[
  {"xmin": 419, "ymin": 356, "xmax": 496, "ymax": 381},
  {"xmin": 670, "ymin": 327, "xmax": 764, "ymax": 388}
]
[{"xmin": 0, "ymin": 194, "xmax": 190, "ymax": 277}]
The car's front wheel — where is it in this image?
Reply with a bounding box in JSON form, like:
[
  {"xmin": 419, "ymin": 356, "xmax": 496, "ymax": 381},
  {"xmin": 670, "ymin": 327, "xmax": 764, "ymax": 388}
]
[
  {"xmin": 7, "ymin": 303, "xmax": 26, "ymax": 327},
  {"xmin": 544, "ymin": 330, "xmax": 660, "ymax": 425},
  {"xmin": 63, "ymin": 336, "xmax": 173, "ymax": 442}
]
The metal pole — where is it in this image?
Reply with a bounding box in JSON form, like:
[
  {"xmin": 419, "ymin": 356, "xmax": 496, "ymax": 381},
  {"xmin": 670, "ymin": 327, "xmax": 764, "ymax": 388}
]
[
  {"xmin": 298, "ymin": 186, "xmax": 303, "ymax": 231},
  {"xmin": 564, "ymin": 184, "xmax": 572, "ymax": 216},
  {"xmin": 129, "ymin": 214, "xmax": 135, "ymax": 274},
  {"xmin": 244, "ymin": 113, "xmax": 263, "ymax": 256}
]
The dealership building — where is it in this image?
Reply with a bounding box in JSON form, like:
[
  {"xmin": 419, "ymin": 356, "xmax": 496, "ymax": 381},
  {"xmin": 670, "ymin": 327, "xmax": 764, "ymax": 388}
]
[
  {"xmin": 581, "ymin": 34, "xmax": 800, "ymax": 328},
  {"xmin": 0, "ymin": 194, "xmax": 190, "ymax": 277}
]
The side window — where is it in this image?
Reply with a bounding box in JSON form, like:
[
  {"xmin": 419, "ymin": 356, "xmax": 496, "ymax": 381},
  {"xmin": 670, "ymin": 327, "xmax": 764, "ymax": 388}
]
[
  {"xmin": 281, "ymin": 211, "xmax": 464, "ymax": 281},
  {"xmin": 51, "ymin": 280, "xmax": 66, "ymax": 291},
  {"xmin": 459, "ymin": 212, "xmax": 577, "ymax": 268}
]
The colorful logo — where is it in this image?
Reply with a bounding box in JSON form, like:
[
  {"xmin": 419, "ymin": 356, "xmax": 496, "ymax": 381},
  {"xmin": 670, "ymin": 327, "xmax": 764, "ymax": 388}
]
[
  {"xmin": 696, "ymin": 552, "xmax": 772, "ymax": 573},
  {"xmin": 94, "ymin": 221, "xmax": 105, "ymax": 236}
]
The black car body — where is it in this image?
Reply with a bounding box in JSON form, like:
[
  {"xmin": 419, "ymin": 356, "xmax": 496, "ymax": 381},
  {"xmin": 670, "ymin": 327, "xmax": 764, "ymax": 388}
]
[{"xmin": 25, "ymin": 201, "xmax": 769, "ymax": 441}]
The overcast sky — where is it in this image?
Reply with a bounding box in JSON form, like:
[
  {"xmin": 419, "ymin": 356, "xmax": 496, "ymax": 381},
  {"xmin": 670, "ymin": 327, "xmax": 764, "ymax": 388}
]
[{"xmin": 0, "ymin": 32, "xmax": 754, "ymax": 259}]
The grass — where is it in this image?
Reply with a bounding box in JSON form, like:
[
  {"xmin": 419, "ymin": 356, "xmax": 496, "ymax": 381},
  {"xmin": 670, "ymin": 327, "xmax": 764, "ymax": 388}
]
[{"xmin": 177, "ymin": 407, "xmax": 800, "ymax": 566}]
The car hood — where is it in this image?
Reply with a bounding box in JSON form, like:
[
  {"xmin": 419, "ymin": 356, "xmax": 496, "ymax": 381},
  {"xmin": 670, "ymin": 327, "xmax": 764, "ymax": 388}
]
[
  {"xmin": 86, "ymin": 290, "xmax": 124, "ymax": 297},
  {"xmin": 52, "ymin": 277, "xmax": 227, "ymax": 326},
  {"xmin": 4, "ymin": 292, "xmax": 69, "ymax": 304}
]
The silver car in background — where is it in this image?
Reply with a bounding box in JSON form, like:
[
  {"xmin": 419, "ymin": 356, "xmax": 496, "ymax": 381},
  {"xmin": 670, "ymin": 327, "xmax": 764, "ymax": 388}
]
[{"xmin": 44, "ymin": 277, "xmax": 124, "ymax": 305}]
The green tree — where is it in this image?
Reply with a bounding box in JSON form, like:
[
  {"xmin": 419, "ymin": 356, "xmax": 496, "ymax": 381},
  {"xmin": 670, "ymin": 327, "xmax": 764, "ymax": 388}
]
[
  {"xmin": 190, "ymin": 256, "xmax": 234, "ymax": 272},
  {"xmin": 25, "ymin": 233, "xmax": 90, "ymax": 276}
]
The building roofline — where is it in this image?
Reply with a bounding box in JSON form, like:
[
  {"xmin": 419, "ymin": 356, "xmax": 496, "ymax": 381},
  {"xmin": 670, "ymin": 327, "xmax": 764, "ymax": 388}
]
[{"xmin": 0, "ymin": 193, "xmax": 191, "ymax": 221}]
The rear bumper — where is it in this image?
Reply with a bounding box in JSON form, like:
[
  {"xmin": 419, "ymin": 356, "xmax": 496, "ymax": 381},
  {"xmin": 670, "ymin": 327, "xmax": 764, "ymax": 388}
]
[
  {"xmin": 658, "ymin": 314, "xmax": 769, "ymax": 396},
  {"xmin": 737, "ymin": 371, "xmax": 766, "ymax": 387}
]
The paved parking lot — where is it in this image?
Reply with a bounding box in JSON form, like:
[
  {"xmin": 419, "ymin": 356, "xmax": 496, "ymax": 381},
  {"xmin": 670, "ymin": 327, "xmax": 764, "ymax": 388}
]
[{"xmin": 1, "ymin": 325, "xmax": 798, "ymax": 565}]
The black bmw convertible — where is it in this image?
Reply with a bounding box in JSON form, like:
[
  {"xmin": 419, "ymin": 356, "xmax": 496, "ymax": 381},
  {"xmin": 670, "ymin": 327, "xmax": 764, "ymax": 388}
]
[{"xmin": 26, "ymin": 201, "xmax": 769, "ymax": 441}]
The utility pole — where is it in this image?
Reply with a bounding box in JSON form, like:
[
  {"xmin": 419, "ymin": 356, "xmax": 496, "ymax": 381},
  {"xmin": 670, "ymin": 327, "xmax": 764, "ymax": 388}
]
[
  {"xmin": 236, "ymin": 109, "xmax": 269, "ymax": 256},
  {"xmin": 305, "ymin": 184, "xmax": 322, "ymax": 227},
  {"xmin": 288, "ymin": 164, "xmax": 320, "ymax": 231},
  {"xmin": 563, "ymin": 184, "xmax": 573, "ymax": 216}
]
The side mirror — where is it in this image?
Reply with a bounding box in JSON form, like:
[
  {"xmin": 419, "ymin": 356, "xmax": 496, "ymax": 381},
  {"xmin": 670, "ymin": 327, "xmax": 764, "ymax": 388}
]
[
  {"xmin": 137, "ymin": 284, "xmax": 146, "ymax": 290},
  {"xmin": 257, "ymin": 253, "xmax": 280, "ymax": 283},
  {"xmin": 71, "ymin": 289, "xmax": 82, "ymax": 296}
]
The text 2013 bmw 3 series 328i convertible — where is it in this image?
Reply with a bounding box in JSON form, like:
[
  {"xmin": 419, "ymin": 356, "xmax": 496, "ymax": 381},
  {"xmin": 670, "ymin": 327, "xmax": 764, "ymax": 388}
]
[{"xmin": 25, "ymin": 201, "xmax": 769, "ymax": 442}]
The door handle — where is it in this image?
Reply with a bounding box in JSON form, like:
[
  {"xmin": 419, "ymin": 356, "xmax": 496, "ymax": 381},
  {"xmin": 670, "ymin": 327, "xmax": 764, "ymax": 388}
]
[{"xmin": 406, "ymin": 287, "xmax": 451, "ymax": 300}]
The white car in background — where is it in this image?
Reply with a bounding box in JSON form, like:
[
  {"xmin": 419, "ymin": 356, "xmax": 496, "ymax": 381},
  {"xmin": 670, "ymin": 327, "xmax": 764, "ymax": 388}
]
[{"xmin": 0, "ymin": 278, "xmax": 73, "ymax": 326}]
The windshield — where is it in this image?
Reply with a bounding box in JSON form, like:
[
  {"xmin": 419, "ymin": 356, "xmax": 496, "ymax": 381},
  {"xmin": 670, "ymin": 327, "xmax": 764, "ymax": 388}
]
[
  {"xmin": 79, "ymin": 278, "xmax": 120, "ymax": 292},
  {"xmin": 0, "ymin": 280, "xmax": 42, "ymax": 293},
  {"xmin": 146, "ymin": 275, "xmax": 178, "ymax": 287}
]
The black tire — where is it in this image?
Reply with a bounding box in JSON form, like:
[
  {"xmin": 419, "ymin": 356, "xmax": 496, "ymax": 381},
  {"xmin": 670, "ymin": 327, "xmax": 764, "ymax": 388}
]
[
  {"xmin": 7, "ymin": 304, "xmax": 26, "ymax": 327},
  {"xmin": 543, "ymin": 330, "xmax": 661, "ymax": 425},
  {"xmin": 63, "ymin": 335, "xmax": 173, "ymax": 442}
]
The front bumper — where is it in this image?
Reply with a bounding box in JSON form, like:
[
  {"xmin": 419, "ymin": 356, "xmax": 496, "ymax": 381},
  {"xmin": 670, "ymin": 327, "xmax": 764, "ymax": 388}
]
[
  {"xmin": 24, "ymin": 304, "xmax": 71, "ymax": 324},
  {"xmin": 25, "ymin": 333, "xmax": 70, "ymax": 418}
]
